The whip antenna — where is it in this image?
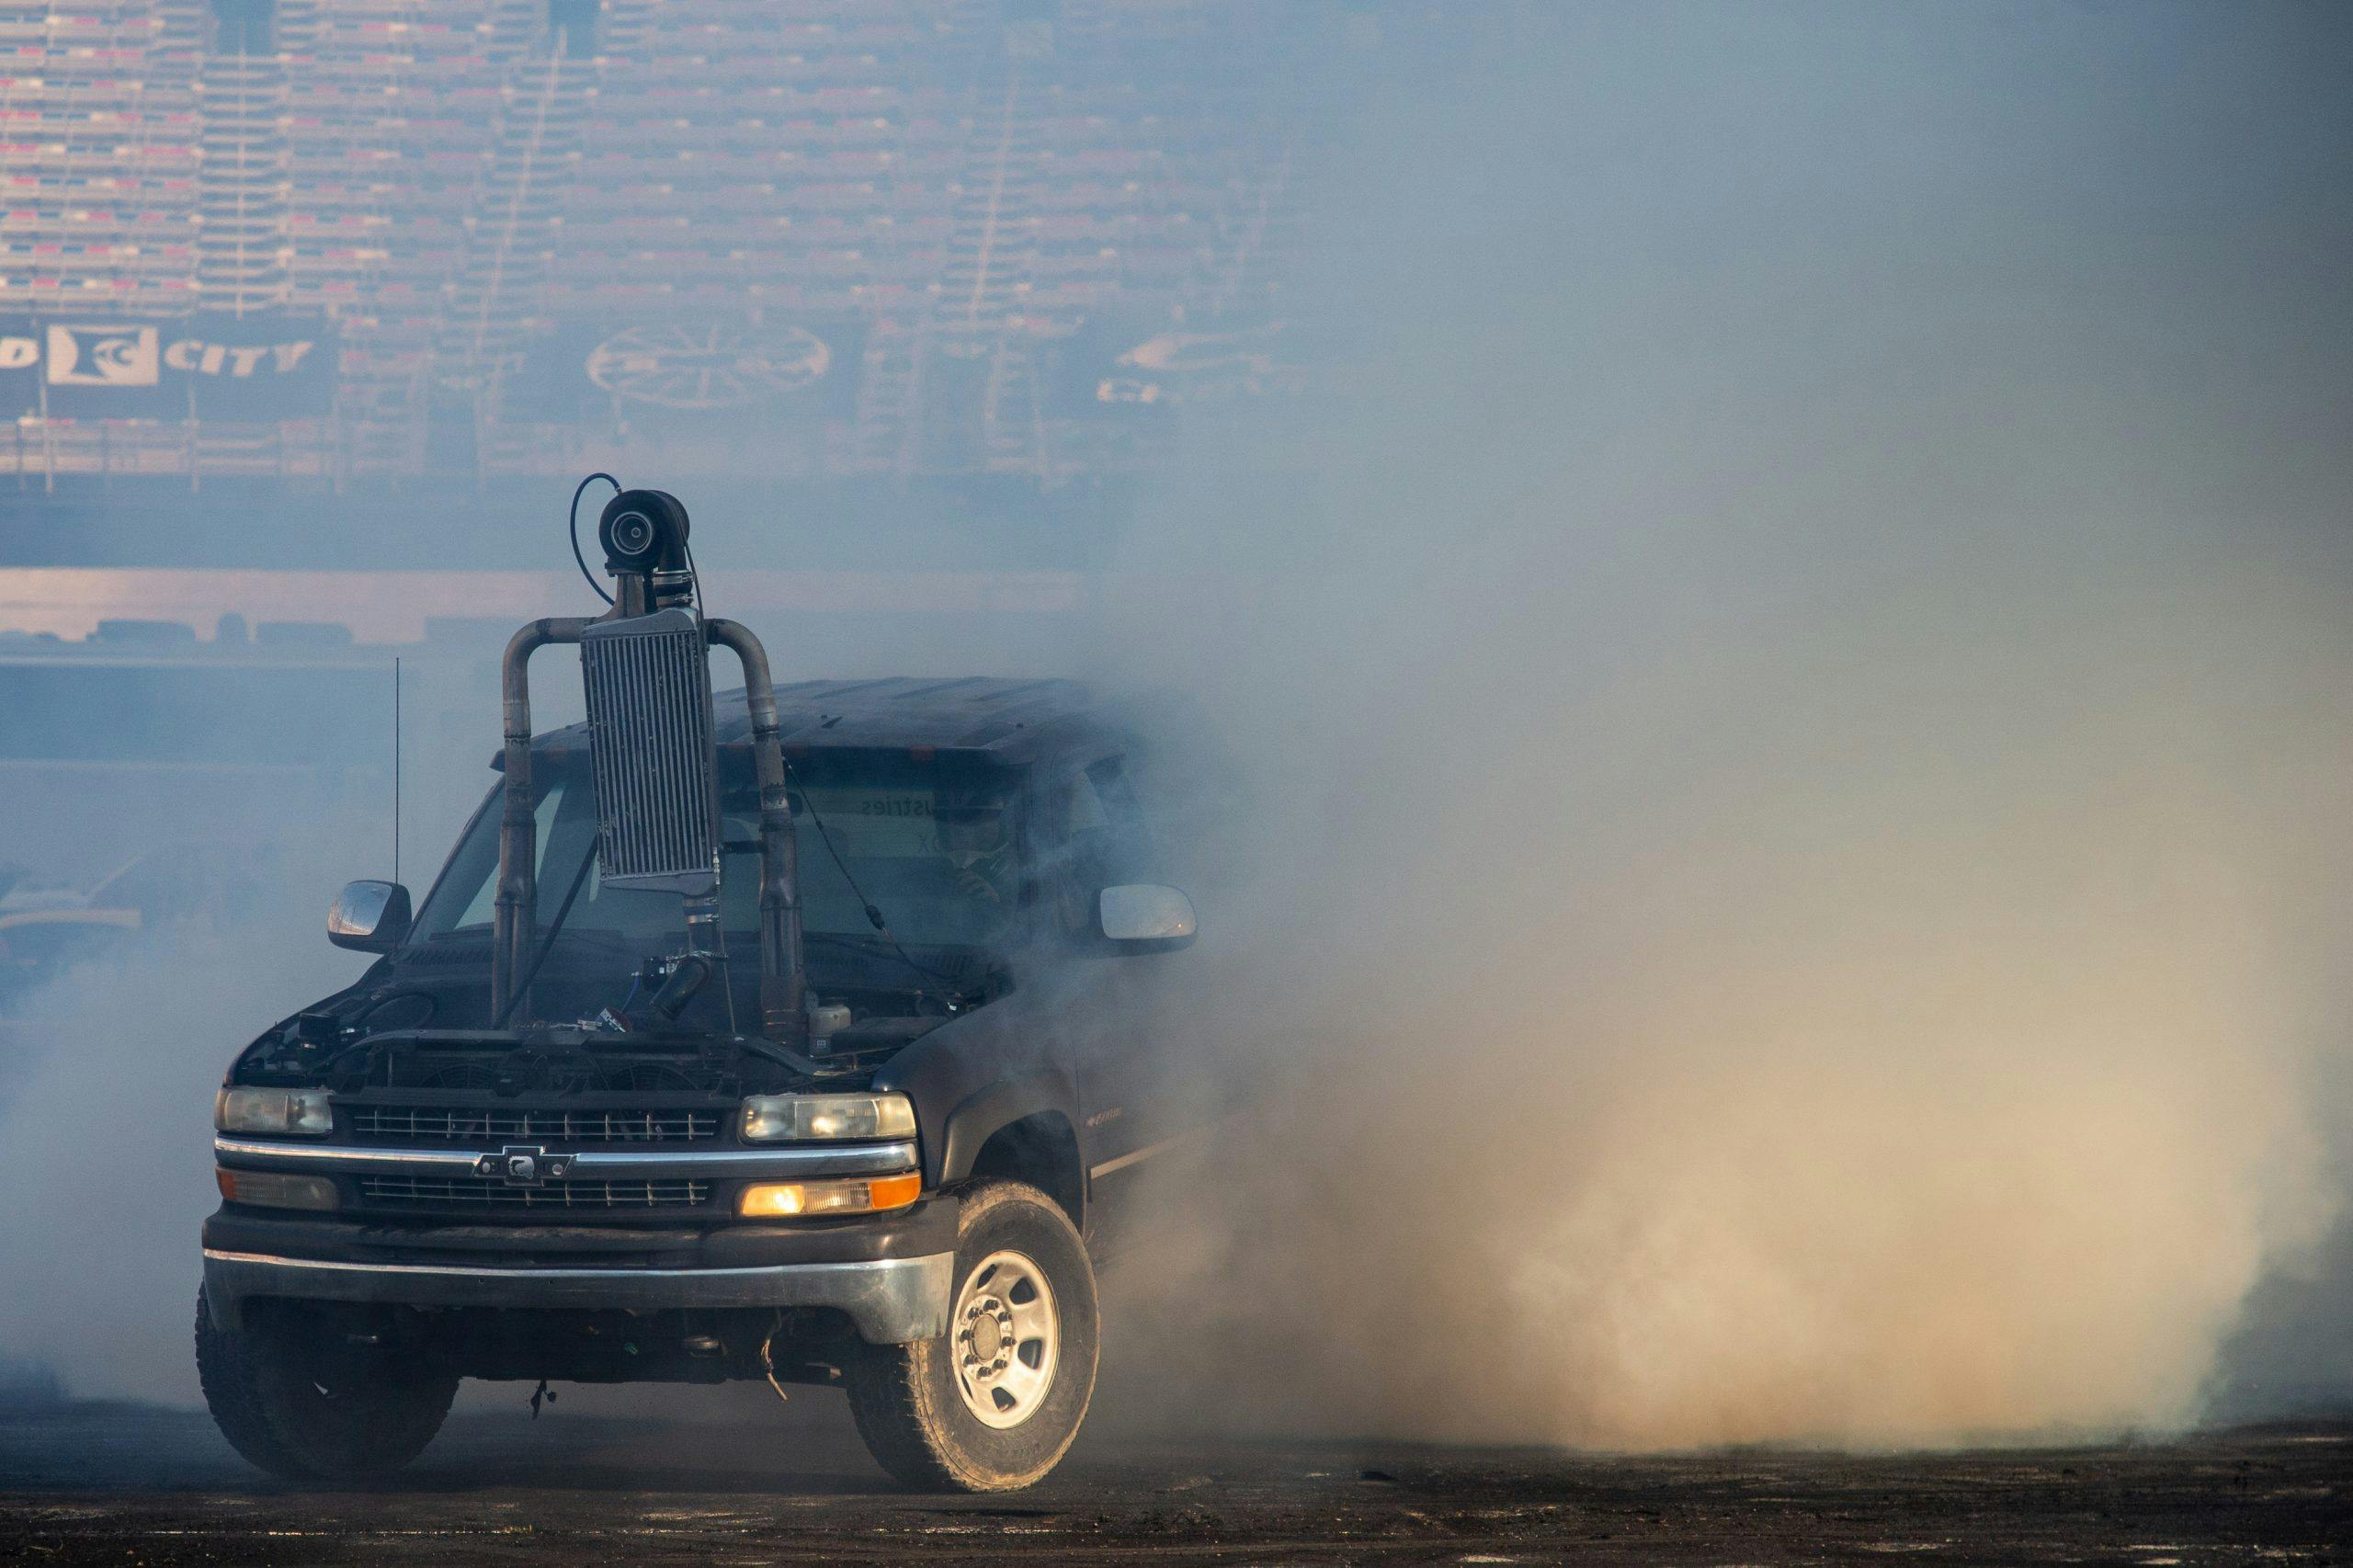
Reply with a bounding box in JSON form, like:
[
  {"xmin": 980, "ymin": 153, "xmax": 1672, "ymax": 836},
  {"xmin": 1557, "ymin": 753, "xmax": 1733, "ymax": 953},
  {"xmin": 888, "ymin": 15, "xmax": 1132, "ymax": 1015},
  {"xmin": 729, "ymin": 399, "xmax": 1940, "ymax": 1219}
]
[{"xmin": 393, "ymin": 654, "xmax": 403, "ymax": 885}]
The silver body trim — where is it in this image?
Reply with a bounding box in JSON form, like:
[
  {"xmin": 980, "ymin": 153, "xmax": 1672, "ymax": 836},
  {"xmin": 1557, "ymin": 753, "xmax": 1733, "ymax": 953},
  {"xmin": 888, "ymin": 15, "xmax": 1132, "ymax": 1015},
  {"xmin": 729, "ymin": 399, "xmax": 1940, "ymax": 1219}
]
[
  {"xmin": 1089, "ymin": 1132, "xmax": 1189, "ymax": 1180},
  {"xmin": 213, "ymin": 1136, "xmax": 917, "ymax": 1181},
  {"xmin": 200, "ymin": 1248, "xmax": 954, "ymax": 1344}
]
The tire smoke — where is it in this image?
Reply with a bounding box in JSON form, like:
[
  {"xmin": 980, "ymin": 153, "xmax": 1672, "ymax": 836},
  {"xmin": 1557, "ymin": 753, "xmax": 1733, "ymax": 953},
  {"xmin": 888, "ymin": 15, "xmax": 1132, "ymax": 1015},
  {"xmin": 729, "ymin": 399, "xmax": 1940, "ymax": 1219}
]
[
  {"xmin": 0, "ymin": 3, "xmax": 2346, "ymax": 1456},
  {"xmin": 1093, "ymin": 3, "xmax": 2353, "ymax": 1448},
  {"xmin": 1097, "ymin": 511, "xmax": 2352, "ymax": 1449}
]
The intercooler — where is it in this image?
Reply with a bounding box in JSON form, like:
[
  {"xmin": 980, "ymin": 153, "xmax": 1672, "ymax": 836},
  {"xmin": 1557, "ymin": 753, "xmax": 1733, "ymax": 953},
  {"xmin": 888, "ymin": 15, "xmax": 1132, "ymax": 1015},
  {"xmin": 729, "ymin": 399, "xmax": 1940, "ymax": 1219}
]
[
  {"xmin": 494, "ymin": 501, "xmax": 807, "ymax": 1038},
  {"xmin": 579, "ymin": 607, "xmax": 722, "ymax": 898}
]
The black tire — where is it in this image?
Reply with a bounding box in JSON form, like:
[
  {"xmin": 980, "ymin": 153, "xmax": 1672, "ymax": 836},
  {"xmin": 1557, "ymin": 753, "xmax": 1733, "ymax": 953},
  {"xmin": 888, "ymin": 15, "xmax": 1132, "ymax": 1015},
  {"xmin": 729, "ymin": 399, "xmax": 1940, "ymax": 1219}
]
[
  {"xmin": 194, "ymin": 1289, "xmax": 458, "ymax": 1483},
  {"xmin": 846, "ymin": 1180, "xmax": 1099, "ymax": 1492}
]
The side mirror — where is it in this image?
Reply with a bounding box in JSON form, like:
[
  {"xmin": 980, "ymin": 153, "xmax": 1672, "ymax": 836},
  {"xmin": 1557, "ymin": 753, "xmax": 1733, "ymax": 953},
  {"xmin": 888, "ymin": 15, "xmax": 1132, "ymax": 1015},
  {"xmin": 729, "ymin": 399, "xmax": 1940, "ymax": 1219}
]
[
  {"xmin": 328, "ymin": 880, "xmax": 411, "ymax": 953},
  {"xmin": 1097, "ymin": 883, "xmax": 1197, "ymax": 952}
]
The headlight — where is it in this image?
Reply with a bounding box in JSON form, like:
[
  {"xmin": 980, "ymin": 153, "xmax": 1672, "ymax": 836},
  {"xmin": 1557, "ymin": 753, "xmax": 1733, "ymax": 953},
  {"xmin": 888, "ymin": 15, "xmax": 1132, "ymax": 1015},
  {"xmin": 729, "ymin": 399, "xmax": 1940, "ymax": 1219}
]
[
  {"xmin": 740, "ymin": 1092, "xmax": 916, "ymax": 1142},
  {"xmin": 215, "ymin": 1086, "xmax": 333, "ymax": 1136}
]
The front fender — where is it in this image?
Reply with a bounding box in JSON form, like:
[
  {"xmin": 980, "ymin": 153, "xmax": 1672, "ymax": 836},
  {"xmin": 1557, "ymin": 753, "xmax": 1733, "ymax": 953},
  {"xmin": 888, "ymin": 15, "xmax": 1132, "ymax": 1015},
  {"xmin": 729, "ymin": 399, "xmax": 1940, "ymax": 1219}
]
[
  {"xmin": 934, "ymin": 1072, "xmax": 1076, "ymax": 1189},
  {"xmin": 872, "ymin": 1005, "xmax": 1078, "ymax": 1190}
]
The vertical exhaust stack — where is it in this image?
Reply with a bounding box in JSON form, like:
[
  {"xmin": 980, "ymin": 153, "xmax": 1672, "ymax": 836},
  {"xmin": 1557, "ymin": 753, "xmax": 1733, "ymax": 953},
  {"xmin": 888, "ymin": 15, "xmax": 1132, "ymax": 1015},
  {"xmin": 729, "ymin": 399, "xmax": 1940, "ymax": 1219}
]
[{"xmin": 491, "ymin": 485, "xmax": 807, "ymax": 1048}]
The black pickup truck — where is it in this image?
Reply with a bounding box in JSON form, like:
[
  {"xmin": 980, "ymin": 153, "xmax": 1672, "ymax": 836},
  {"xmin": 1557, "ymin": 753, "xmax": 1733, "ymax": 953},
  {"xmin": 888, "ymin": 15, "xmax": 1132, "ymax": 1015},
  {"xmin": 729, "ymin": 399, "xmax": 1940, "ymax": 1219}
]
[{"xmin": 198, "ymin": 491, "xmax": 1203, "ymax": 1492}]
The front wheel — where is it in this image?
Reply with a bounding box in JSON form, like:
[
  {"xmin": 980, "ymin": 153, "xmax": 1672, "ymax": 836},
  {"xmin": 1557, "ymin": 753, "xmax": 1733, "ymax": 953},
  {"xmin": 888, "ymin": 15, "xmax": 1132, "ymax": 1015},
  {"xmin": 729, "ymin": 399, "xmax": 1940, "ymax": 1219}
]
[
  {"xmin": 845, "ymin": 1180, "xmax": 1099, "ymax": 1491},
  {"xmin": 194, "ymin": 1290, "xmax": 458, "ymax": 1483}
]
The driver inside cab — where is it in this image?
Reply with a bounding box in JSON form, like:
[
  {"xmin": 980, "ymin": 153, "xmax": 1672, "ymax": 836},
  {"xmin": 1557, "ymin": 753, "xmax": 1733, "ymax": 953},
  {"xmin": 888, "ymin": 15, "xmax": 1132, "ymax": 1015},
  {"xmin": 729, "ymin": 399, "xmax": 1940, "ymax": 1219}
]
[{"xmin": 935, "ymin": 792, "xmax": 1016, "ymax": 910}]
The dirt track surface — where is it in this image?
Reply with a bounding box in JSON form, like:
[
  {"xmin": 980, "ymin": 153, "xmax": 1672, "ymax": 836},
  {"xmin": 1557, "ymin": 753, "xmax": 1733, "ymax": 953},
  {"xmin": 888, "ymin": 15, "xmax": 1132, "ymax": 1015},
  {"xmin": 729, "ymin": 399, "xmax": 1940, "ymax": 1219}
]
[{"xmin": 0, "ymin": 1401, "xmax": 2346, "ymax": 1564}]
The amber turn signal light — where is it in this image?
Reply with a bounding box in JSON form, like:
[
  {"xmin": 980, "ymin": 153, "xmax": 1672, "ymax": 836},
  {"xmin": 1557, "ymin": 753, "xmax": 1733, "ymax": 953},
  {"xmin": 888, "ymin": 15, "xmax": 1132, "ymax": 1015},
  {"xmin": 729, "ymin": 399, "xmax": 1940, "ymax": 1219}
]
[
  {"xmin": 216, "ymin": 1167, "xmax": 340, "ymax": 1211},
  {"xmin": 738, "ymin": 1172, "xmax": 921, "ymax": 1218}
]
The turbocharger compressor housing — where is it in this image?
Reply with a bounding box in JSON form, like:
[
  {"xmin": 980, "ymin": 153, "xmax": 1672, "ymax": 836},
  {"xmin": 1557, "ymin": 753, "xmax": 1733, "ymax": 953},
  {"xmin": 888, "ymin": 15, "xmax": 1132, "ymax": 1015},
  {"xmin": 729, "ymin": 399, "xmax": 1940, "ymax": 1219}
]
[{"xmin": 598, "ymin": 488, "xmax": 691, "ymax": 574}]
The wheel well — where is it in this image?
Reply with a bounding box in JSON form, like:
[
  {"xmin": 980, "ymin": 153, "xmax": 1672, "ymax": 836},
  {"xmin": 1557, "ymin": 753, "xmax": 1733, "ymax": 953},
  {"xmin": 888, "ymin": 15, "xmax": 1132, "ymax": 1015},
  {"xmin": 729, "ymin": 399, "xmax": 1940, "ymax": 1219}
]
[{"xmin": 964, "ymin": 1111, "xmax": 1083, "ymax": 1229}]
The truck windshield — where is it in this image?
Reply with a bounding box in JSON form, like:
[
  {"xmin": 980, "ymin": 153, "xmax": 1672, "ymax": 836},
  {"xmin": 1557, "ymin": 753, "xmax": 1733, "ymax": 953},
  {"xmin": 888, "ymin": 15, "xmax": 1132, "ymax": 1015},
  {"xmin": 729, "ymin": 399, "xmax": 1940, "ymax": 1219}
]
[{"xmin": 408, "ymin": 751, "xmax": 1017, "ymax": 954}]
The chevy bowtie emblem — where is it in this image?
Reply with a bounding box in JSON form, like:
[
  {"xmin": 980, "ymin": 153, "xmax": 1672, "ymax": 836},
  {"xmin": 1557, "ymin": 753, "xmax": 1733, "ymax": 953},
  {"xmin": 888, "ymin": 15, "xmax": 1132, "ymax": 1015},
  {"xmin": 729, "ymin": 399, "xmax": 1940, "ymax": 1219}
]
[{"xmin": 476, "ymin": 1145, "xmax": 574, "ymax": 1185}]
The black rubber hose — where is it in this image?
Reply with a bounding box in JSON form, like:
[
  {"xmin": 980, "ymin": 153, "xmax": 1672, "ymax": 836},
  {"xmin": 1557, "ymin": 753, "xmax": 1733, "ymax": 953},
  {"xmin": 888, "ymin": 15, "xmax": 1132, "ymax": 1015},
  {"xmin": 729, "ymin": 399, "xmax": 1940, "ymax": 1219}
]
[
  {"xmin": 492, "ymin": 839, "xmax": 599, "ymax": 1028},
  {"xmin": 569, "ymin": 472, "xmax": 620, "ymax": 605}
]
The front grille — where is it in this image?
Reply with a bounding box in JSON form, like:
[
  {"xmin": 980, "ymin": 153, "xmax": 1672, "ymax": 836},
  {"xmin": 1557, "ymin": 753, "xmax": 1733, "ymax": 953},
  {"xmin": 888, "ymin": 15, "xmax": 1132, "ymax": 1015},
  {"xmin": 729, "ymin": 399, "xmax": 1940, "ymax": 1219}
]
[
  {"xmin": 347, "ymin": 1107, "xmax": 723, "ymax": 1143},
  {"xmin": 356, "ymin": 1176, "xmax": 712, "ymax": 1210}
]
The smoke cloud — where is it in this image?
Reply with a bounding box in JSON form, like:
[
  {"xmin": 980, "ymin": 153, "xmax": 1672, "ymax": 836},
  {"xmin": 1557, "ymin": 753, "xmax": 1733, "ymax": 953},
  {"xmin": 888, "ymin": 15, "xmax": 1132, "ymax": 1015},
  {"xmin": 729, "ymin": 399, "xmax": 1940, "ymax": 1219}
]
[
  {"xmin": 3, "ymin": 1, "xmax": 2348, "ymax": 1456},
  {"xmin": 1089, "ymin": 1, "xmax": 2353, "ymax": 1448},
  {"xmin": 0, "ymin": 730, "xmax": 499, "ymax": 1405},
  {"xmin": 0, "ymin": 893, "xmax": 358, "ymax": 1403}
]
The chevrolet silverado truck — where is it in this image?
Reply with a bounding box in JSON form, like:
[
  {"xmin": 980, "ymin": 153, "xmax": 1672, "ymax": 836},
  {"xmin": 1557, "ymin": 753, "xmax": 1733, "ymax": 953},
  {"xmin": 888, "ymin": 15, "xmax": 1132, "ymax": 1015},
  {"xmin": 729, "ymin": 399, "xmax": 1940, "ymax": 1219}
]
[{"xmin": 197, "ymin": 486, "xmax": 1201, "ymax": 1491}]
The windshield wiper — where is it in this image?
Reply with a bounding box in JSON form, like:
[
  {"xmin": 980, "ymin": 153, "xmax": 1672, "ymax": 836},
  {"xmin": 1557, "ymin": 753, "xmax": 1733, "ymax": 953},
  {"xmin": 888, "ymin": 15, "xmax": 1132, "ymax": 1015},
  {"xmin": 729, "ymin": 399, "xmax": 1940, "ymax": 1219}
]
[
  {"xmin": 803, "ymin": 930, "xmax": 953, "ymax": 956},
  {"xmin": 412, "ymin": 926, "xmax": 640, "ymax": 959},
  {"xmin": 802, "ymin": 931, "xmax": 995, "ymax": 1005}
]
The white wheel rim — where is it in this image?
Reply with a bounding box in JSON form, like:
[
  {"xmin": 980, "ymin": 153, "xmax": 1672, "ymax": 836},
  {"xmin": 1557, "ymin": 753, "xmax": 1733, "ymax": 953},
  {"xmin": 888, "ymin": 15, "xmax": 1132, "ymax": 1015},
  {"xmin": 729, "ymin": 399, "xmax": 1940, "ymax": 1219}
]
[{"xmin": 951, "ymin": 1249, "xmax": 1060, "ymax": 1429}]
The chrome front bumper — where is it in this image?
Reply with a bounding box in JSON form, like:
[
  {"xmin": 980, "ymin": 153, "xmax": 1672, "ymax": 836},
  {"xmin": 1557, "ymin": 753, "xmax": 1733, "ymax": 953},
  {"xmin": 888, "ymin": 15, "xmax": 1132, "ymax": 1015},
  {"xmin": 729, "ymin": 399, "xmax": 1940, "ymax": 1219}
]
[
  {"xmin": 207, "ymin": 1134, "xmax": 948, "ymax": 1343},
  {"xmin": 201, "ymin": 1247, "xmax": 954, "ymax": 1344}
]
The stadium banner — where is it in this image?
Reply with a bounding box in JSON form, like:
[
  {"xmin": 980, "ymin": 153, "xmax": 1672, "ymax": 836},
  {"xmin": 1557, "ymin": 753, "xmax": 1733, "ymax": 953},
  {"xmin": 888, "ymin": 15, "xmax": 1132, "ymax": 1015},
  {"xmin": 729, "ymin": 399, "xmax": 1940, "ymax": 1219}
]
[
  {"xmin": 0, "ymin": 317, "xmax": 40, "ymax": 416},
  {"xmin": 0, "ymin": 314, "xmax": 337, "ymax": 419},
  {"xmin": 1051, "ymin": 311, "xmax": 1299, "ymax": 419},
  {"xmin": 176, "ymin": 312, "xmax": 339, "ymax": 420},
  {"xmin": 510, "ymin": 317, "xmax": 867, "ymax": 426}
]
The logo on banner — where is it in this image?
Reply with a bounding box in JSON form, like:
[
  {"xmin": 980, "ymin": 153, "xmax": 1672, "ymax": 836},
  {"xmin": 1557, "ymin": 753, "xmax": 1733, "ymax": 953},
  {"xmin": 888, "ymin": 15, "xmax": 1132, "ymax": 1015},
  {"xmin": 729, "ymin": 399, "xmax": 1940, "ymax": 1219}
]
[
  {"xmin": 47, "ymin": 324, "xmax": 160, "ymax": 388},
  {"xmin": 1062, "ymin": 316, "xmax": 1300, "ymax": 417},
  {"xmin": 163, "ymin": 337, "xmax": 317, "ymax": 378},
  {"xmin": 585, "ymin": 324, "xmax": 831, "ymax": 411},
  {"xmin": 1116, "ymin": 325, "xmax": 1287, "ymax": 378}
]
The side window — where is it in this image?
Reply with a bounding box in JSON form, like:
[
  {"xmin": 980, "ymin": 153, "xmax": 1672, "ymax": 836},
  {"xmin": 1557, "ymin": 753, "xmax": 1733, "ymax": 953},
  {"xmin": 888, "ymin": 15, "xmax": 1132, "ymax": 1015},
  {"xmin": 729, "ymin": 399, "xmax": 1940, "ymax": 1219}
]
[
  {"xmin": 1042, "ymin": 756, "xmax": 1154, "ymax": 939},
  {"xmin": 1085, "ymin": 757, "xmax": 1159, "ymax": 871}
]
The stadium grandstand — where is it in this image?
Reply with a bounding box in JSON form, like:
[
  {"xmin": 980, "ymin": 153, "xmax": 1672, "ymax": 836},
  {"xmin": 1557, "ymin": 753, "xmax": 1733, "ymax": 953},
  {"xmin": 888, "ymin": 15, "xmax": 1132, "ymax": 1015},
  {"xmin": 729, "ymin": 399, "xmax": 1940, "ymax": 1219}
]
[
  {"xmin": 0, "ymin": 0, "xmax": 1336, "ymax": 885},
  {"xmin": 0, "ymin": 0, "xmax": 1322, "ymax": 489}
]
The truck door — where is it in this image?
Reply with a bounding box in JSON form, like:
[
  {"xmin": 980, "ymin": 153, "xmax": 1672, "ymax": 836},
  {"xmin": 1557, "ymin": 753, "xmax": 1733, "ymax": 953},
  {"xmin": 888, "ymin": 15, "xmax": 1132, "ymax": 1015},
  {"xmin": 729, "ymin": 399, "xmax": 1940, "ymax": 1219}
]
[{"xmin": 1031, "ymin": 752, "xmax": 1196, "ymax": 1256}]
